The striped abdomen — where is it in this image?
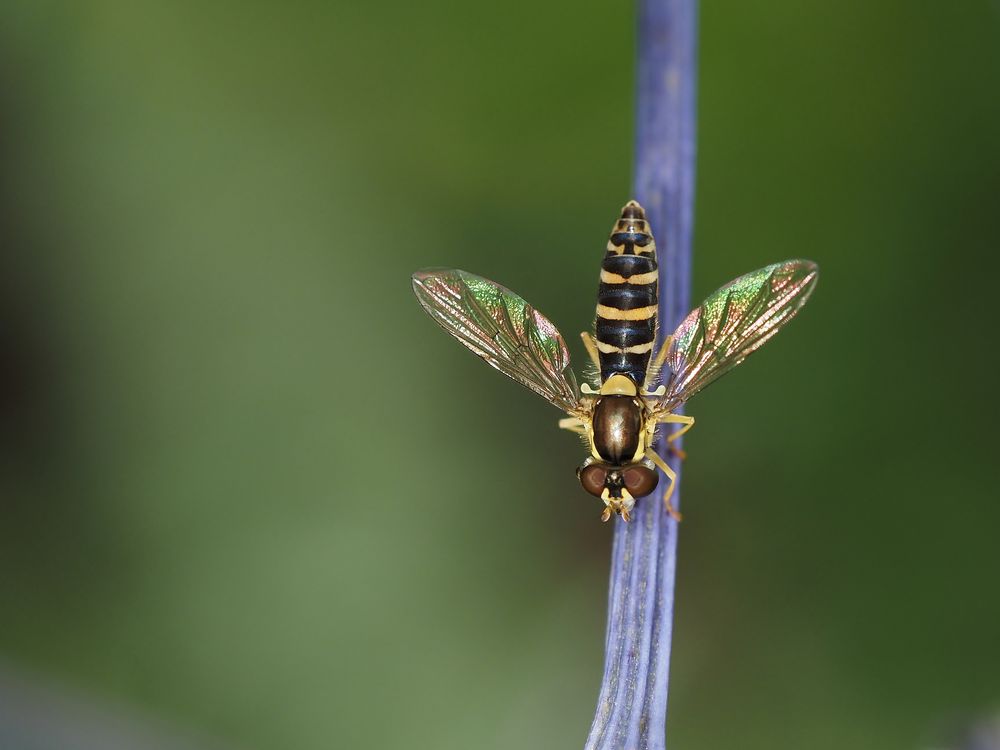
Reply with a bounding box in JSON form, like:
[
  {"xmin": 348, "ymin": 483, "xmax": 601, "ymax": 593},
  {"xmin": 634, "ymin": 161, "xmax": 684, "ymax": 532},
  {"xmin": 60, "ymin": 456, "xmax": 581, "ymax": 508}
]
[{"xmin": 594, "ymin": 201, "xmax": 658, "ymax": 386}]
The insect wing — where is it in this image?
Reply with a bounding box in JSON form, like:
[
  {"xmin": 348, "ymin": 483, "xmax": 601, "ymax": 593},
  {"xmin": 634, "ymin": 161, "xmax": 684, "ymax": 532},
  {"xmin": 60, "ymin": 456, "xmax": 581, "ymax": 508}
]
[
  {"xmin": 661, "ymin": 260, "xmax": 818, "ymax": 409},
  {"xmin": 412, "ymin": 269, "xmax": 580, "ymax": 413}
]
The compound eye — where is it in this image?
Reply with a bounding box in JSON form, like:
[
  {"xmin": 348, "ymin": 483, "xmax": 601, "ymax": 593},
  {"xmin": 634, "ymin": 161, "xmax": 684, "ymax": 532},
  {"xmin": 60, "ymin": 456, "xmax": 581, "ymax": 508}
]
[
  {"xmin": 578, "ymin": 463, "xmax": 608, "ymax": 497},
  {"xmin": 623, "ymin": 465, "xmax": 659, "ymax": 498}
]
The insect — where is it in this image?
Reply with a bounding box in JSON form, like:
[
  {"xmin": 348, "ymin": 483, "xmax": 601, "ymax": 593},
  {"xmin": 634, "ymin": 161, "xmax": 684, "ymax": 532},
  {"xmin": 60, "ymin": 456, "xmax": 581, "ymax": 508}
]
[{"xmin": 412, "ymin": 201, "xmax": 818, "ymax": 522}]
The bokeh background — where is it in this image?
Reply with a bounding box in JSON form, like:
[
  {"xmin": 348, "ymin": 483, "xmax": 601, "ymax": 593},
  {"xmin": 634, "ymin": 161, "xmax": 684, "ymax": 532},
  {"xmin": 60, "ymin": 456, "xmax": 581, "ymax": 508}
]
[{"xmin": 2, "ymin": 2, "xmax": 999, "ymax": 749}]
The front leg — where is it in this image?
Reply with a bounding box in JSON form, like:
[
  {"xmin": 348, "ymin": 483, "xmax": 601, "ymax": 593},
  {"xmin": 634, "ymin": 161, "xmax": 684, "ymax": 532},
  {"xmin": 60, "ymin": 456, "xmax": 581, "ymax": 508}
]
[{"xmin": 645, "ymin": 448, "xmax": 682, "ymax": 522}]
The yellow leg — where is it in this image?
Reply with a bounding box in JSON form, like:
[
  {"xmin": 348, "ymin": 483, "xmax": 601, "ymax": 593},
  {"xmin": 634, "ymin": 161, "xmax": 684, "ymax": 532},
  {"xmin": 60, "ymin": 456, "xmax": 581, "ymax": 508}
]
[
  {"xmin": 580, "ymin": 331, "xmax": 600, "ymax": 370},
  {"xmin": 655, "ymin": 413, "xmax": 694, "ymax": 460},
  {"xmin": 658, "ymin": 413, "xmax": 695, "ymax": 444},
  {"xmin": 558, "ymin": 416, "xmax": 587, "ymax": 435},
  {"xmin": 645, "ymin": 448, "xmax": 683, "ymax": 522},
  {"xmin": 644, "ymin": 335, "xmax": 673, "ymax": 390}
]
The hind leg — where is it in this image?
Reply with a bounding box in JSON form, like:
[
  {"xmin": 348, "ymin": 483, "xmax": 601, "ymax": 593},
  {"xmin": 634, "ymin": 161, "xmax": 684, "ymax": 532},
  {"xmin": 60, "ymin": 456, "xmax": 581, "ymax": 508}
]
[
  {"xmin": 580, "ymin": 331, "xmax": 600, "ymax": 370},
  {"xmin": 643, "ymin": 335, "xmax": 674, "ymax": 392}
]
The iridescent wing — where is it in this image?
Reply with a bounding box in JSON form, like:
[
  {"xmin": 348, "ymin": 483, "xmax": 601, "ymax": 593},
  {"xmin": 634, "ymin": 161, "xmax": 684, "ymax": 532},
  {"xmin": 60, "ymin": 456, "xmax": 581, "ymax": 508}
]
[
  {"xmin": 659, "ymin": 260, "xmax": 818, "ymax": 410},
  {"xmin": 412, "ymin": 269, "xmax": 581, "ymax": 413}
]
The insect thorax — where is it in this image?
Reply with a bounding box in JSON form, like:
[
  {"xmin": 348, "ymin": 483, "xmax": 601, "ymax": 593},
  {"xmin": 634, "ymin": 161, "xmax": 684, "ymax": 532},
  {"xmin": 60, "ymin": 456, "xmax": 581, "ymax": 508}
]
[{"xmin": 591, "ymin": 395, "xmax": 645, "ymax": 465}]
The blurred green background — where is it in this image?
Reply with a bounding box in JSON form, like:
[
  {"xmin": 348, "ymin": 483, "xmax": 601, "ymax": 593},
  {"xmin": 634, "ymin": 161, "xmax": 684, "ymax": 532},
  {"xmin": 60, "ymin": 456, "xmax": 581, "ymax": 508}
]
[{"xmin": 1, "ymin": 2, "xmax": 999, "ymax": 749}]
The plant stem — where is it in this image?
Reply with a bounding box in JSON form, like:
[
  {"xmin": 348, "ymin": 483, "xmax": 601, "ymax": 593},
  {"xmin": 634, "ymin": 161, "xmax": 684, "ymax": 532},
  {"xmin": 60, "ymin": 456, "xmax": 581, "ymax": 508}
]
[{"xmin": 584, "ymin": 0, "xmax": 697, "ymax": 748}]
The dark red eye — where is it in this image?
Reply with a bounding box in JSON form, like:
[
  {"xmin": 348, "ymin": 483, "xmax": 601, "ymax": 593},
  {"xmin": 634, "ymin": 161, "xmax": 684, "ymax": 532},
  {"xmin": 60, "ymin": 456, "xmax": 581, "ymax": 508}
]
[
  {"xmin": 577, "ymin": 463, "xmax": 608, "ymax": 497},
  {"xmin": 623, "ymin": 465, "xmax": 658, "ymax": 497}
]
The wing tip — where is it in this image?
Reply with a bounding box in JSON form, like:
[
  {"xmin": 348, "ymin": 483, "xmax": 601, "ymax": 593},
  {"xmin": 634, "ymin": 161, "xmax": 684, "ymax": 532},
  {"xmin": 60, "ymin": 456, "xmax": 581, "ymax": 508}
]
[
  {"xmin": 411, "ymin": 268, "xmax": 469, "ymax": 295},
  {"xmin": 776, "ymin": 258, "xmax": 818, "ymax": 272},
  {"xmin": 800, "ymin": 259, "xmax": 819, "ymax": 276},
  {"xmin": 410, "ymin": 271, "xmax": 430, "ymax": 299},
  {"xmin": 788, "ymin": 258, "xmax": 819, "ymax": 277},
  {"xmin": 797, "ymin": 259, "xmax": 819, "ymax": 295},
  {"xmin": 776, "ymin": 259, "xmax": 819, "ymax": 297},
  {"xmin": 411, "ymin": 268, "xmax": 440, "ymax": 284}
]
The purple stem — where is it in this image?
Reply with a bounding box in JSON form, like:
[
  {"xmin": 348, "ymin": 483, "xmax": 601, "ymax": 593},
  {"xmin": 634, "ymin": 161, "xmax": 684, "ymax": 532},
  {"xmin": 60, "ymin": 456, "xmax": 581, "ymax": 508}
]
[{"xmin": 584, "ymin": 1, "xmax": 698, "ymax": 749}]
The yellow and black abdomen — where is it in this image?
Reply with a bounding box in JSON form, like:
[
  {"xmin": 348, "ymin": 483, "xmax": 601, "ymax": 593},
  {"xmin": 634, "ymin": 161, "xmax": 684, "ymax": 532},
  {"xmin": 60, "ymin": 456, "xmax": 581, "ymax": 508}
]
[{"xmin": 594, "ymin": 201, "xmax": 658, "ymax": 386}]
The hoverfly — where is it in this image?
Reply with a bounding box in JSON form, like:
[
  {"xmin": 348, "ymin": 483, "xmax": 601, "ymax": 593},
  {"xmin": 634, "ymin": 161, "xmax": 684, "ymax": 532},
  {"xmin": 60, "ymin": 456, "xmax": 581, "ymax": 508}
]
[{"xmin": 412, "ymin": 201, "xmax": 818, "ymax": 522}]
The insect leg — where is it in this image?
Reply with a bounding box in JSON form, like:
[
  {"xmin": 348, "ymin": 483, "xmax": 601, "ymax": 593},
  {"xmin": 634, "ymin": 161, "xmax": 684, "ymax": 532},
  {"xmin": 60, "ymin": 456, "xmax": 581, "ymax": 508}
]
[
  {"xmin": 645, "ymin": 448, "xmax": 683, "ymax": 522},
  {"xmin": 643, "ymin": 335, "xmax": 674, "ymax": 390},
  {"xmin": 558, "ymin": 417, "xmax": 587, "ymax": 435},
  {"xmin": 658, "ymin": 413, "xmax": 695, "ymax": 443},
  {"xmin": 579, "ymin": 331, "xmax": 600, "ymax": 370},
  {"xmin": 654, "ymin": 413, "xmax": 694, "ymax": 460}
]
